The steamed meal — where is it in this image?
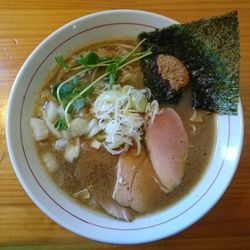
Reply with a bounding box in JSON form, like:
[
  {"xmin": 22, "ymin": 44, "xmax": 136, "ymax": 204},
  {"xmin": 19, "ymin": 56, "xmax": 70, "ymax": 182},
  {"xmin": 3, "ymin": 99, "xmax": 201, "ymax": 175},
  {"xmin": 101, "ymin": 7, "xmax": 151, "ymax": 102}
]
[{"xmin": 30, "ymin": 11, "xmax": 240, "ymax": 221}]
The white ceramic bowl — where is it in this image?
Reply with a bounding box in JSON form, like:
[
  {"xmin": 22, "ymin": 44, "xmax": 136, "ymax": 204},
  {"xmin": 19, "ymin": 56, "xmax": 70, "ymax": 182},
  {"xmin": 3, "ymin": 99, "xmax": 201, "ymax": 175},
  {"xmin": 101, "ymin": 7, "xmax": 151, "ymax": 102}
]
[{"xmin": 6, "ymin": 10, "xmax": 244, "ymax": 244}]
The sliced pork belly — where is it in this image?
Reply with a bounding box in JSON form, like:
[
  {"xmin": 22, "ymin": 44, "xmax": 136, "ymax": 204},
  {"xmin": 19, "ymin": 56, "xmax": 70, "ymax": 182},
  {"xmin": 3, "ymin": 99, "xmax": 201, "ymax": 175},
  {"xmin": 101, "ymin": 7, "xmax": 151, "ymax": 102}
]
[
  {"xmin": 129, "ymin": 151, "xmax": 161, "ymax": 213},
  {"xmin": 146, "ymin": 108, "xmax": 189, "ymax": 192},
  {"xmin": 98, "ymin": 196, "xmax": 134, "ymax": 222},
  {"xmin": 112, "ymin": 147, "xmax": 143, "ymax": 207},
  {"xmin": 113, "ymin": 146, "xmax": 163, "ymax": 213}
]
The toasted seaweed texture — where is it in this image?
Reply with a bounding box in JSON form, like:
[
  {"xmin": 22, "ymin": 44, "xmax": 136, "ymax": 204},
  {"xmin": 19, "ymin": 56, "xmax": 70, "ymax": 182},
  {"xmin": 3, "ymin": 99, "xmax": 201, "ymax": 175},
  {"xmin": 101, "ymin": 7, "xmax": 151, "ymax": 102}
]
[
  {"xmin": 140, "ymin": 56, "xmax": 183, "ymax": 104},
  {"xmin": 138, "ymin": 11, "xmax": 240, "ymax": 114}
]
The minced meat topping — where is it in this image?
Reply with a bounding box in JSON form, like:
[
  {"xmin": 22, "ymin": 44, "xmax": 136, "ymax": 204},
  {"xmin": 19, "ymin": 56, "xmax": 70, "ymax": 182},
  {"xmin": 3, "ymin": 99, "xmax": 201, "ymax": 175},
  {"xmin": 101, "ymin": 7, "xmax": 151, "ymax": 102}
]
[{"xmin": 157, "ymin": 54, "xmax": 189, "ymax": 91}]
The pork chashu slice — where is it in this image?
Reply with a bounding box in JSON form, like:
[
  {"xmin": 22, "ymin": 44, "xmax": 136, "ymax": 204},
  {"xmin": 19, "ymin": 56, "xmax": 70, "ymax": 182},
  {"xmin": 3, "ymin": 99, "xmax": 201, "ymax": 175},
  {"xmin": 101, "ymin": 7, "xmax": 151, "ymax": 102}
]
[
  {"xmin": 113, "ymin": 108, "xmax": 189, "ymax": 213},
  {"xmin": 146, "ymin": 108, "xmax": 189, "ymax": 193},
  {"xmin": 112, "ymin": 146, "xmax": 162, "ymax": 213}
]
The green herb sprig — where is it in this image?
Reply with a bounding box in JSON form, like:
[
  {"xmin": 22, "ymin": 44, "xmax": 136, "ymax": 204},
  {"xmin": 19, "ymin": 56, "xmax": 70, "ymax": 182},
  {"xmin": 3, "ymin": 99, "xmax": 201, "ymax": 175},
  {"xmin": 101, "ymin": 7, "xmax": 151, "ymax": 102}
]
[{"xmin": 52, "ymin": 39, "xmax": 152, "ymax": 130}]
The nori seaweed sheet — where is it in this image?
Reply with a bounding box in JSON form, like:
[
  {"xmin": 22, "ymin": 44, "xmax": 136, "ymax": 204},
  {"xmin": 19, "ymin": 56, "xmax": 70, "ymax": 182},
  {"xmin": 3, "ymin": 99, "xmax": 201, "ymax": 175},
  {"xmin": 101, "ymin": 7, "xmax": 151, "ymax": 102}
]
[{"xmin": 138, "ymin": 11, "xmax": 240, "ymax": 114}]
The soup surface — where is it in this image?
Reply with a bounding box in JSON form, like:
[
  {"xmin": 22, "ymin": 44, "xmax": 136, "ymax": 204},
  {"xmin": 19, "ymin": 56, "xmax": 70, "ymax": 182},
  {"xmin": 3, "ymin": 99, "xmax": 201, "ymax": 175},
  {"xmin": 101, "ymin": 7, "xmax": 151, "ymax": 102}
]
[{"xmin": 33, "ymin": 38, "xmax": 215, "ymax": 218}]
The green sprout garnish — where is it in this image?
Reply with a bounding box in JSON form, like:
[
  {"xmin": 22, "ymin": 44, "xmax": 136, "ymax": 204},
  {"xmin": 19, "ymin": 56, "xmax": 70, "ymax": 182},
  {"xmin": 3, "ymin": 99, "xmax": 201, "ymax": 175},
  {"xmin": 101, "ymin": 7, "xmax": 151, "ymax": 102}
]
[{"xmin": 52, "ymin": 39, "xmax": 152, "ymax": 130}]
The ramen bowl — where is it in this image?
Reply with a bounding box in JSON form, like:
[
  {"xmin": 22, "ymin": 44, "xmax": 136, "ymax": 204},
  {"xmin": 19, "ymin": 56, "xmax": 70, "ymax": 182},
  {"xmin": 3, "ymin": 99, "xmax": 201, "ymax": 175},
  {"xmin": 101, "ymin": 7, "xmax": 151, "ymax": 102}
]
[{"xmin": 6, "ymin": 10, "xmax": 244, "ymax": 244}]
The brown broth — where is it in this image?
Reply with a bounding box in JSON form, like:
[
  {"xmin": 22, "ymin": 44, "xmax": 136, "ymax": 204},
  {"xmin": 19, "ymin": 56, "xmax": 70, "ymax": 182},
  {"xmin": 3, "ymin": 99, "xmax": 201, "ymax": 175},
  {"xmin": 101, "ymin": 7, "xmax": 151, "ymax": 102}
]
[{"xmin": 34, "ymin": 38, "xmax": 215, "ymax": 217}]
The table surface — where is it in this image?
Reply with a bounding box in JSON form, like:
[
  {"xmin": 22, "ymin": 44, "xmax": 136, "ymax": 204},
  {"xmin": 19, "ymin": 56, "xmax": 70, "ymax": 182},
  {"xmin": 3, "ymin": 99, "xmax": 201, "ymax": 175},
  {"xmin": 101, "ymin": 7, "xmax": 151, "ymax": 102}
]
[{"xmin": 0, "ymin": 0, "xmax": 249, "ymax": 249}]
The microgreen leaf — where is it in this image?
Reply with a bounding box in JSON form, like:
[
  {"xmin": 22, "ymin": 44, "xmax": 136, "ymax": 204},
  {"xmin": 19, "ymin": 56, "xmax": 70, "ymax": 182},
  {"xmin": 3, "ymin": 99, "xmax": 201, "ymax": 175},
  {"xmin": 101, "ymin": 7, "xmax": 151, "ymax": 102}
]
[
  {"xmin": 74, "ymin": 51, "xmax": 99, "ymax": 67},
  {"xmin": 55, "ymin": 55, "xmax": 71, "ymax": 70},
  {"xmin": 72, "ymin": 97, "xmax": 85, "ymax": 112},
  {"xmin": 56, "ymin": 82, "xmax": 94, "ymax": 113},
  {"xmin": 106, "ymin": 63, "xmax": 118, "ymax": 87},
  {"xmin": 54, "ymin": 115, "xmax": 68, "ymax": 131},
  {"xmin": 70, "ymin": 74, "xmax": 81, "ymax": 87},
  {"xmin": 108, "ymin": 73, "xmax": 116, "ymax": 87},
  {"xmin": 74, "ymin": 83, "xmax": 95, "ymax": 97},
  {"xmin": 52, "ymin": 75, "xmax": 81, "ymax": 101},
  {"xmin": 61, "ymin": 94, "xmax": 75, "ymax": 111},
  {"xmin": 74, "ymin": 55, "xmax": 85, "ymax": 65},
  {"xmin": 51, "ymin": 82, "xmax": 61, "ymax": 99},
  {"xmin": 57, "ymin": 84, "xmax": 75, "ymax": 99},
  {"xmin": 114, "ymin": 56, "xmax": 123, "ymax": 65},
  {"xmin": 85, "ymin": 51, "xmax": 99, "ymax": 65},
  {"xmin": 105, "ymin": 63, "xmax": 118, "ymax": 74}
]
